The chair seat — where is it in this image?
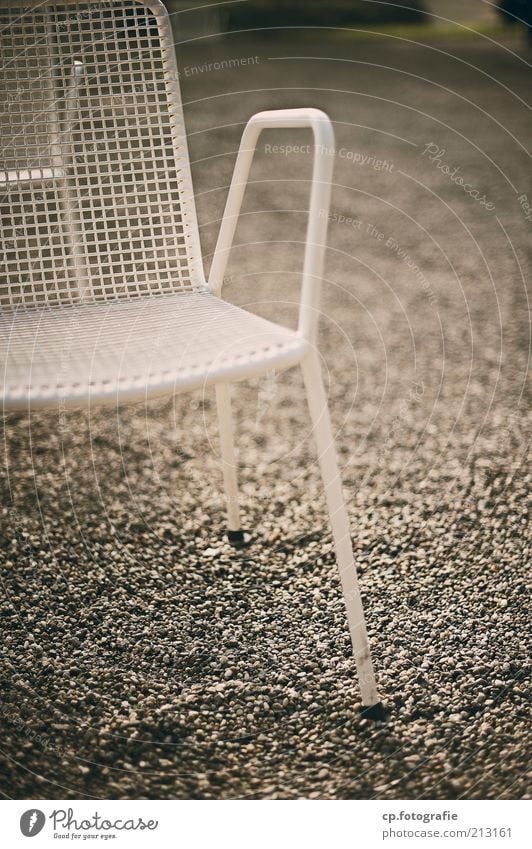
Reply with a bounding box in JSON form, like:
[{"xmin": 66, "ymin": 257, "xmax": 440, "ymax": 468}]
[{"xmin": 1, "ymin": 293, "xmax": 309, "ymax": 409}]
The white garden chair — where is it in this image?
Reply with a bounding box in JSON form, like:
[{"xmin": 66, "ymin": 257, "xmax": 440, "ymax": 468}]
[{"xmin": 0, "ymin": 0, "xmax": 382, "ymax": 716}]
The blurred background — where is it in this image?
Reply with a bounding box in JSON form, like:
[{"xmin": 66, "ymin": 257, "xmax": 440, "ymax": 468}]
[{"xmin": 167, "ymin": 0, "xmax": 531, "ymax": 44}]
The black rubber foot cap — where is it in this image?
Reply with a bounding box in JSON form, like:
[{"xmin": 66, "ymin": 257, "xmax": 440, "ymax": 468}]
[
  {"xmin": 227, "ymin": 530, "xmax": 251, "ymax": 547},
  {"xmin": 360, "ymin": 701, "xmax": 386, "ymax": 721}
]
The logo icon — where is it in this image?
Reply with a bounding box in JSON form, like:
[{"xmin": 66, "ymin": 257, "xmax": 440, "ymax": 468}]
[{"xmin": 20, "ymin": 810, "xmax": 45, "ymax": 837}]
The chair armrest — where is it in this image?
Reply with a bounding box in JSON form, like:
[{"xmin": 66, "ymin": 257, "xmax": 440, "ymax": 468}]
[{"xmin": 208, "ymin": 108, "xmax": 335, "ymax": 344}]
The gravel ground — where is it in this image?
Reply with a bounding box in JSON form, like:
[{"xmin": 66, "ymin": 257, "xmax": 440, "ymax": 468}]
[{"xmin": 1, "ymin": 27, "xmax": 530, "ymax": 799}]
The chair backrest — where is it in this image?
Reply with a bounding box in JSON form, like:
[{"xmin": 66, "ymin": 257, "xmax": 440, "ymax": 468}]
[{"xmin": 0, "ymin": 0, "xmax": 205, "ymax": 310}]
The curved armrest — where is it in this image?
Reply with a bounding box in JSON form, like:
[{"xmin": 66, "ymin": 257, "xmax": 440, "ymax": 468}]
[{"xmin": 208, "ymin": 108, "xmax": 335, "ymax": 343}]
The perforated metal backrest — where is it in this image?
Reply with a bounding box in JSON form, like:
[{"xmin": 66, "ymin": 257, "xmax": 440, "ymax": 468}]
[{"xmin": 0, "ymin": 0, "xmax": 205, "ymax": 310}]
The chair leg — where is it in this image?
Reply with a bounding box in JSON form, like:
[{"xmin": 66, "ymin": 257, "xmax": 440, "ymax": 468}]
[
  {"xmin": 215, "ymin": 382, "xmax": 245, "ymax": 545},
  {"xmin": 301, "ymin": 352, "xmax": 382, "ymax": 714}
]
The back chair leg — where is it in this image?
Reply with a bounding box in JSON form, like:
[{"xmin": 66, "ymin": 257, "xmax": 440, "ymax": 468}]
[
  {"xmin": 216, "ymin": 382, "xmax": 245, "ymax": 545},
  {"xmin": 301, "ymin": 352, "xmax": 383, "ymax": 715}
]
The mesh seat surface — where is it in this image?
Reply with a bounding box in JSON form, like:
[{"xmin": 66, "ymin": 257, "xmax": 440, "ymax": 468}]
[{"xmin": 1, "ymin": 293, "xmax": 308, "ymax": 406}]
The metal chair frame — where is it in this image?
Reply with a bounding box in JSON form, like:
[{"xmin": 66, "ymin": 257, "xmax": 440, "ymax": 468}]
[{"xmin": 0, "ymin": 0, "xmax": 381, "ymax": 713}]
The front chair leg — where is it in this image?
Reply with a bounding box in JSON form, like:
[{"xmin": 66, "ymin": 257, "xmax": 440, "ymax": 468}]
[
  {"xmin": 302, "ymin": 352, "xmax": 382, "ymax": 715},
  {"xmin": 215, "ymin": 382, "xmax": 246, "ymax": 546}
]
